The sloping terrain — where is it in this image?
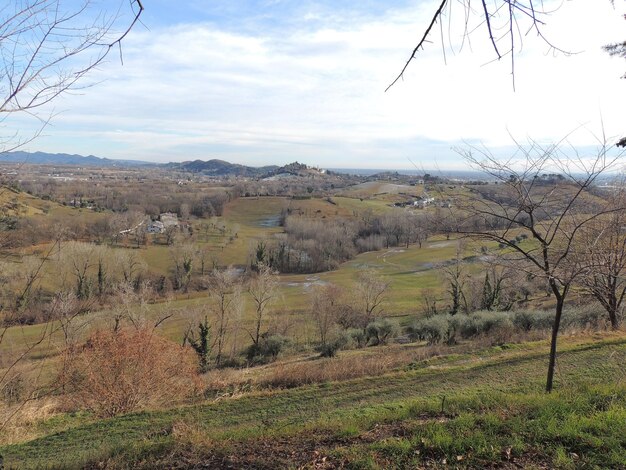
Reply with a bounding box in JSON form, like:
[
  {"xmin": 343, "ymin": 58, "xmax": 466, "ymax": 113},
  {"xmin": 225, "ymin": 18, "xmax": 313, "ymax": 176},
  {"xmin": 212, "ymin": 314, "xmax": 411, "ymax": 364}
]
[
  {"xmin": 171, "ymin": 159, "xmax": 278, "ymax": 176},
  {"xmin": 2, "ymin": 334, "xmax": 625, "ymax": 469}
]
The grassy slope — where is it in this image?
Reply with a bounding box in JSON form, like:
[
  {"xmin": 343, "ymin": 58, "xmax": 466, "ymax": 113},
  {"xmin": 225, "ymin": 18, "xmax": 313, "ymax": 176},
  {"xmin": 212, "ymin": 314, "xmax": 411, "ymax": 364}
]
[{"xmin": 2, "ymin": 334, "xmax": 626, "ymax": 469}]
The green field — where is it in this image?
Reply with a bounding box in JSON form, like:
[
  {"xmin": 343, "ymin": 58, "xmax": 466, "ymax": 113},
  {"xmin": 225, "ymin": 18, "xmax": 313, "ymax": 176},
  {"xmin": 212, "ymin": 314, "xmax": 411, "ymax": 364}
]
[{"xmin": 2, "ymin": 333, "xmax": 625, "ymax": 469}]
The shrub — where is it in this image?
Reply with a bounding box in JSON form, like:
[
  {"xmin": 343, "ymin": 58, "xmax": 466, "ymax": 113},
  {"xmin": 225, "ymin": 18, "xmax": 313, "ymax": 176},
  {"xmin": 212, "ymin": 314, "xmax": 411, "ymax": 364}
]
[
  {"xmin": 562, "ymin": 306, "xmax": 605, "ymax": 330},
  {"xmin": 319, "ymin": 335, "xmax": 348, "ymax": 358},
  {"xmin": 452, "ymin": 314, "xmax": 479, "ymax": 339},
  {"xmin": 246, "ymin": 334, "xmax": 289, "ymax": 364},
  {"xmin": 63, "ymin": 327, "xmax": 198, "ymax": 417},
  {"xmin": 408, "ymin": 316, "xmax": 451, "ymax": 345},
  {"xmin": 408, "ymin": 306, "xmax": 608, "ymax": 348},
  {"xmin": 470, "ymin": 311, "xmax": 514, "ymax": 336},
  {"xmin": 512, "ymin": 309, "xmax": 553, "ymax": 331},
  {"xmin": 365, "ymin": 319, "xmax": 399, "ymax": 346},
  {"xmin": 345, "ymin": 328, "xmax": 367, "ymax": 348},
  {"xmin": 1, "ymin": 373, "xmax": 24, "ymax": 405}
]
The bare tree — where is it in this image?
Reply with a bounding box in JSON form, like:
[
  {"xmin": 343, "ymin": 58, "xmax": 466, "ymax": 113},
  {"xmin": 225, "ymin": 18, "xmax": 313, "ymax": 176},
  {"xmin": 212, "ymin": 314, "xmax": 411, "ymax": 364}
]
[
  {"xmin": 310, "ymin": 283, "xmax": 343, "ymax": 347},
  {"xmin": 387, "ymin": 1, "xmax": 571, "ymax": 91},
  {"xmin": 170, "ymin": 242, "xmax": 196, "ymax": 293},
  {"xmin": 354, "ymin": 269, "xmax": 390, "ymax": 329},
  {"xmin": 452, "ymin": 136, "xmax": 624, "ymax": 392},
  {"xmin": 108, "ymin": 281, "xmax": 141, "ymax": 331},
  {"xmin": 179, "ymin": 203, "xmax": 191, "ymax": 221},
  {"xmin": 247, "ymin": 263, "xmax": 278, "ymax": 347},
  {"xmin": 3, "ymin": 255, "xmax": 43, "ymax": 312},
  {"xmin": 475, "ymin": 262, "xmax": 517, "ymax": 312},
  {"xmin": 0, "ymin": 0, "xmax": 142, "ymax": 432},
  {"xmin": 114, "ymin": 248, "xmax": 146, "ymax": 286},
  {"xmin": 420, "ymin": 287, "xmax": 440, "ymax": 317},
  {"xmin": 580, "ymin": 191, "xmax": 626, "ymax": 329},
  {"xmin": 164, "ymin": 225, "xmax": 178, "ymax": 246},
  {"xmin": 1, "ymin": 0, "xmax": 144, "ymax": 151},
  {"xmin": 439, "ymin": 248, "xmax": 469, "ymax": 315},
  {"xmin": 197, "ymin": 245, "xmax": 216, "ymax": 277},
  {"xmin": 52, "ymin": 291, "xmax": 92, "ymax": 392},
  {"xmin": 61, "ymin": 241, "xmax": 96, "ymax": 299},
  {"xmin": 603, "ymin": 10, "xmax": 626, "ymax": 83},
  {"xmin": 207, "ymin": 268, "xmax": 242, "ymax": 366}
]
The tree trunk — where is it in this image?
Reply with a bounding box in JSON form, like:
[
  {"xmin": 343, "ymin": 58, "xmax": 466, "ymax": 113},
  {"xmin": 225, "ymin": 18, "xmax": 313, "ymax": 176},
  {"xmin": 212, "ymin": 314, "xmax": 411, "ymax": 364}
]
[
  {"xmin": 608, "ymin": 309, "xmax": 620, "ymax": 330},
  {"xmin": 254, "ymin": 311, "xmax": 261, "ymax": 347},
  {"xmin": 546, "ymin": 295, "xmax": 564, "ymax": 393},
  {"xmin": 608, "ymin": 294, "xmax": 620, "ymax": 330}
]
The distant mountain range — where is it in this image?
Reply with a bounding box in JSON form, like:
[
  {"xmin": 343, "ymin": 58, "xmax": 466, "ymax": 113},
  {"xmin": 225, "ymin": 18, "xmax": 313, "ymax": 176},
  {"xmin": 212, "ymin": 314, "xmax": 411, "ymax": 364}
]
[
  {"xmin": 0, "ymin": 151, "xmax": 153, "ymax": 167},
  {"xmin": 0, "ymin": 151, "xmax": 305, "ymax": 178},
  {"xmin": 0, "ymin": 151, "xmax": 487, "ymax": 181}
]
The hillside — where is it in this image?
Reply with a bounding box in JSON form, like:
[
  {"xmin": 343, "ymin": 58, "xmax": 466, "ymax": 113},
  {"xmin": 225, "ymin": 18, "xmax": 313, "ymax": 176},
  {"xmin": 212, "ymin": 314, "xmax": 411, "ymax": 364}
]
[
  {"xmin": 170, "ymin": 159, "xmax": 331, "ymax": 178},
  {"xmin": 2, "ymin": 333, "xmax": 626, "ymax": 469},
  {"xmin": 0, "ymin": 152, "xmax": 350, "ymax": 180},
  {"xmin": 168, "ymin": 159, "xmax": 279, "ymax": 176}
]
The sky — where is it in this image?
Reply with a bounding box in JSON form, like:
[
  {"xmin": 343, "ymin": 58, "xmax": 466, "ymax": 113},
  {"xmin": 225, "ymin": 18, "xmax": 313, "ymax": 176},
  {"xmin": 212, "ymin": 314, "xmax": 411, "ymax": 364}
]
[{"xmin": 7, "ymin": 0, "xmax": 626, "ymax": 169}]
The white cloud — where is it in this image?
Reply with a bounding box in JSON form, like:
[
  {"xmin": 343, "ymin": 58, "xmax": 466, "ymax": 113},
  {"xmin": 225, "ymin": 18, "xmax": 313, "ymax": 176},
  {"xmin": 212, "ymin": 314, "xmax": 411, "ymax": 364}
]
[{"xmin": 16, "ymin": 0, "xmax": 626, "ymax": 169}]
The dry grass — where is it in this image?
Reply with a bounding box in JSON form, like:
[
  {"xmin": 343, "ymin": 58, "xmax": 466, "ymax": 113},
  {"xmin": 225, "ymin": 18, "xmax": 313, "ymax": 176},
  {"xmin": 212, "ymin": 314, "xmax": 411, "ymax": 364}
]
[
  {"xmin": 0, "ymin": 397, "xmax": 60, "ymax": 446},
  {"xmin": 196, "ymin": 332, "xmax": 561, "ymax": 395},
  {"xmin": 258, "ymin": 345, "xmax": 444, "ymax": 389}
]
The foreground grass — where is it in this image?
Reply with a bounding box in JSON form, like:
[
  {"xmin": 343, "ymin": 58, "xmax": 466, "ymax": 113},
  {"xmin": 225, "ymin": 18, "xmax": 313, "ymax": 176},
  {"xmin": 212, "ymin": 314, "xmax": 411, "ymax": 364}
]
[
  {"xmin": 351, "ymin": 384, "xmax": 626, "ymax": 469},
  {"xmin": 2, "ymin": 334, "xmax": 626, "ymax": 469}
]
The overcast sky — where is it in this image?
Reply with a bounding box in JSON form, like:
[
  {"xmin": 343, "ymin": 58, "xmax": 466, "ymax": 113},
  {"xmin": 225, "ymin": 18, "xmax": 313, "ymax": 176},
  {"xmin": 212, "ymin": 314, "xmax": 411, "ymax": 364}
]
[{"xmin": 13, "ymin": 0, "xmax": 626, "ymax": 169}]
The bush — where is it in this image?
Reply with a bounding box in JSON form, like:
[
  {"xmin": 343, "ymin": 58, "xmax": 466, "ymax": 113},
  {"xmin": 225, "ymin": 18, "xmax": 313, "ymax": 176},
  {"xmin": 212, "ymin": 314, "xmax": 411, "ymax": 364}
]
[
  {"xmin": 63, "ymin": 327, "xmax": 198, "ymax": 417},
  {"xmin": 365, "ymin": 319, "xmax": 399, "ymax": 346},
  {"xmin": 512, "ymin": 309, "xmax": 553, "ymax": 331},
  {"xmin": 408, "ymin": 315, "xmax": 451, "ymax": 345},
  {"xmin": 319, "ymin": 335, "xmax": 348, "ymax": 358},
  {"xmin": 345, "ymin": 328, "xmax": 367, "ymax": 348},
  {"xmin": 246, "ymin": 334, "xmax": 289, "ymax": 364},
  {"xmin": 1, "ymin": 373, "xmax": 24, "ymax": 405},
  {"xmin": 562, "ymin": 306, "xmax": 605, "ymax": 330},
  {"xmin": 452, "ymin": 314, "xmax": 478, "ymax": 339},
  {"xmin": 470, "ymin": 311, "xmax": 514, "ymax": 336},
  {"xmin": 408, "ymin": 306, "xmax": 608, "ymax": 347}
]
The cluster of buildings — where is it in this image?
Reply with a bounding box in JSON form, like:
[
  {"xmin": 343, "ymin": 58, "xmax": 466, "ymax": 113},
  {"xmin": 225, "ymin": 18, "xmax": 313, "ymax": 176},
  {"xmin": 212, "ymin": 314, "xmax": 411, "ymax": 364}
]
[{"xmin": 392, "ymin": 193, "xmax": 453, "ymax": 209}]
